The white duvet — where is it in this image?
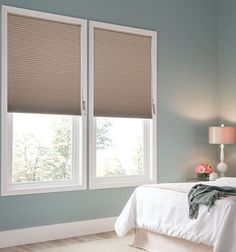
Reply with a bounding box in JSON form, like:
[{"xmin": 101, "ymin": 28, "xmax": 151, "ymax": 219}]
[{"xmin": 115, "ymin": 177, "xmax": 236, "ymax": 252}]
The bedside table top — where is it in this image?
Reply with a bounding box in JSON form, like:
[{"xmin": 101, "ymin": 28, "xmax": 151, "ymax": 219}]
[{"xmin": 186, "ymin": 177, "xmax": 201, "ymax": 182}]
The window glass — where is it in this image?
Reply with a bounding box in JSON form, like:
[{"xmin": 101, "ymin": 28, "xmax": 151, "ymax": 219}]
[
  {"xmin": 96, "ymin": 117, "xmax": 144, "ymax": 177},
  {"xmin": 12, "ymin": 113, "xmax": 74, "ymax": 183}
]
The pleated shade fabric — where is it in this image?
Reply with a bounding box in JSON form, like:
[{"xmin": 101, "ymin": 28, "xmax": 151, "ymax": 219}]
[
  {"xmin": 94, "ymin": 27, "xmax": 152, "ymax": 118},
  {"xmin": 7, "ymin": 14, "xmax": 82, "ymax": 115}
]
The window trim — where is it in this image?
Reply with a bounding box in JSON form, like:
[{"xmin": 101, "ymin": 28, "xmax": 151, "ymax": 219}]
[
  {"xmin": 1, "ymin": 5, "xmax": 88, "ymax": 196},
  {"xmin": 89, "ymin": 21, "xmax": 157, "ymax": 189}
]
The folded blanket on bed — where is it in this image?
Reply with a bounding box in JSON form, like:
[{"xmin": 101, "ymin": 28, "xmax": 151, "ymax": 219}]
[{"xmin": 188, "ymin": 184, "xmax": 236, "ymax": 219}]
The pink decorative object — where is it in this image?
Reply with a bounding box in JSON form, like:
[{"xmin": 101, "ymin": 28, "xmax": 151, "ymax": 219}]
[
  {"xmin": 209, "ymin": 126, "xmax": 236, "ymax": 144},
  {"xmin": 195, "ymin": 164, "xmax": 214, "ymax": 181}
]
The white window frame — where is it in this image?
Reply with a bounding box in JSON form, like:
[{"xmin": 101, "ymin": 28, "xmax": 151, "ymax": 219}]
[
  {"xmin": 89, "ymin": 21, "xmax": 157, "ymax": 189},
  {"xmin": 1, "ymin": 6, "xmax": 87, "ymax": 196}
]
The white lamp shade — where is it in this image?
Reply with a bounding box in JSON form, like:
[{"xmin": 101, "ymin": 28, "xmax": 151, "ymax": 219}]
[{"xmin": 209, "ymin": 126, "xmax": 236, "ymax": 144}]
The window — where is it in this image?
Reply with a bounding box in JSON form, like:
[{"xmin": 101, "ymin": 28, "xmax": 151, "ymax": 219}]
[
  {"xmin": 1, "ymin": 6, "xmax": 87, "ymax": 195},
  {"xmin": 89, "ymin": 21, "xmax": 157, "ymax": 189},
  {"xmin": 96, "ymin": 117, "xmax": 146, "ymax": 177},
  {"xmin": 12, "ymin": 113, "xmax": 76, "ymax": 183},
  {"xmin": 1, "ymin": 7, "xmax": 157, "ymax": 194}
]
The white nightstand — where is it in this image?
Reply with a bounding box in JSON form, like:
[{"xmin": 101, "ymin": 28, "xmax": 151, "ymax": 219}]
[{"xmin": 186, "ymin": 177, "xmax": 202, "ymax": 182}]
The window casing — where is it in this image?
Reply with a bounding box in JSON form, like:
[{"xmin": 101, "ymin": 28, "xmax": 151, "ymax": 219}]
[
  {"xmin": 89, "ymin": 21, "xmax": 157, "ymax": 189},
  {"xmin": 1, "ymin": 6, "xmax": 87, "ymax": 196}
]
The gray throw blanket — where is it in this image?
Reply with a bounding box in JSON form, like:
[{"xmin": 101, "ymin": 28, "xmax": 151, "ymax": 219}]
[{"xmin": 188, "ymin": 184, "xmax": 236, "ymax": 219}]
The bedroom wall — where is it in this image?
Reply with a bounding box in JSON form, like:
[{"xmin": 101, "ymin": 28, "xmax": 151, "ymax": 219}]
[
  {"xmin": 0, "ymin": 0, "xmax": 217, "ymax": 231},
  {"xmin": 217, "ymin": 0, "xmax": 236, "ymax": 176}
]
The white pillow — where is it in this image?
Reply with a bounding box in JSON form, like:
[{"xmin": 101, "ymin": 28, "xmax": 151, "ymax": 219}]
[
  {"xmin": 216, "ymin": 177, "xmax": 236, "ymax": 181},
  {"xmin": 215, "ymin": 177, "xmax": 236, "ymax": 187}
]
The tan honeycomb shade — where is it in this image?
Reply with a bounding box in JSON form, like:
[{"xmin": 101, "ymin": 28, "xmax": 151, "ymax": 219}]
[
  {"xmin": 7, "ymin": 13, "xmax": 82, "ymax": 115},
  {"xmin": 94, "ymin": 28, "xmax": 152, "ymax": 118}
]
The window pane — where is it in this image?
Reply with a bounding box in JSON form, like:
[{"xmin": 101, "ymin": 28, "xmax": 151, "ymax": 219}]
[
  {"xmin": 12, "ymin": 113, "xmax": 74, "ymax": 183},
  {"xmin": 96, "ymin": 117, "xmax": 144, "ymax": 177}
]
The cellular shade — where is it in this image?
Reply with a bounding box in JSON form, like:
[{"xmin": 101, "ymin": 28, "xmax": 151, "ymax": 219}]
[
  {"xmin": 94, "ymin": 27, "xmax": 152, "ymax": 118},
  {"xmin": 209, "ymin": 126, "xmax": 236, "ymax": 144},
  {"xmin": 7, "ymin": 13, "xmax": 82, "ymax": 115}
]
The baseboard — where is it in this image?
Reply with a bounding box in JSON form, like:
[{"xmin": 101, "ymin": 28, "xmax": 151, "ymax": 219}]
[{"xmin": 0, "ymin": 216, "xmax": 117, "ymax": 248}]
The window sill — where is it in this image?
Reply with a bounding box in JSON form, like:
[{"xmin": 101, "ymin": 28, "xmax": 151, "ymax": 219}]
[
  {"xmin": 89, "ymin": 175, "xmax": 157, "ymax": 189},
  {"xmin": 1, "ymin": 181, "xmax": 86, "ymax": 196}
]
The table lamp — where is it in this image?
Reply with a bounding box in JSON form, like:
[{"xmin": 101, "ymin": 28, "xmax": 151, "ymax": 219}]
[{"xmin": 209, "ymin": 124, "xmax": 236, "ymax": 177}]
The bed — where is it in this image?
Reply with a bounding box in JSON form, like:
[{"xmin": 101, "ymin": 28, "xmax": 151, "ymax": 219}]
[{"xmin": 115, "ymin": 177, "xmax": 236, "ymax": 252}]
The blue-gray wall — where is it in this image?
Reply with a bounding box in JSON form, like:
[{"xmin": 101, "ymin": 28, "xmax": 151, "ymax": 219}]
[
  {"xmin": 218, "ymin": 0, "xmax": 236, "ymax": 176},
  {"xmin": 0, "ymin": 0, "xmax": 218, "ymax": 231}
]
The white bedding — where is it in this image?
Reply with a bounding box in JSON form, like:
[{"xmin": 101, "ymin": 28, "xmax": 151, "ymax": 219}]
[{"xmin": 115, "ymin": 178, "xmax": 236, "ymax": 252}]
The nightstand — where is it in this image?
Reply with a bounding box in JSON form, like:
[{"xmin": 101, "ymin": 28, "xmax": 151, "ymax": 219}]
[{"xmin": 186, "ymin": 177, "xmax": 201, "ymax": 182}]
